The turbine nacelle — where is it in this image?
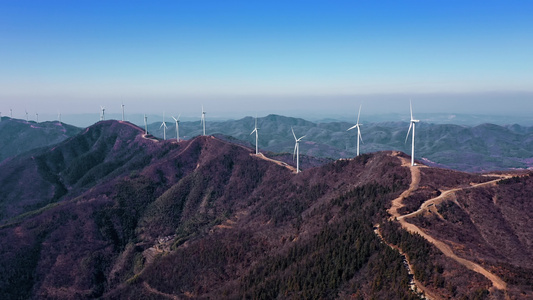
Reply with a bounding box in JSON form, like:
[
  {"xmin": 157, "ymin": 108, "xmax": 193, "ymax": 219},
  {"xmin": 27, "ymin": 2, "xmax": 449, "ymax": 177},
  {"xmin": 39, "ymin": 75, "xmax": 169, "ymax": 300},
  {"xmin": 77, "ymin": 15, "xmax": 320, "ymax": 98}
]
[
  {"xmin": 347, "ymin": 124, "xmax": 361, "ymax": 131},
  {"xmin": 291, "ymin": 127, "xmax": 305, "ymax": 142},
  {"xmin": 171, "ymin": 114, "xmax": 181, "ymax": 123}
]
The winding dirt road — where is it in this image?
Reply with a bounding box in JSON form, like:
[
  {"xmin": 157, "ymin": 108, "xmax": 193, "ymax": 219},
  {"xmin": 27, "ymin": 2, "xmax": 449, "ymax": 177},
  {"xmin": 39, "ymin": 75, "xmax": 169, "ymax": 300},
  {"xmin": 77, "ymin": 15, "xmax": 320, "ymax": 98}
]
[
  {"xmin": 388, "ymin": 153, "xmax": 508, "ymax": 291},
  {"xmin": 251, "ymin": 152, "xmax": 297, "ymax": 173}
]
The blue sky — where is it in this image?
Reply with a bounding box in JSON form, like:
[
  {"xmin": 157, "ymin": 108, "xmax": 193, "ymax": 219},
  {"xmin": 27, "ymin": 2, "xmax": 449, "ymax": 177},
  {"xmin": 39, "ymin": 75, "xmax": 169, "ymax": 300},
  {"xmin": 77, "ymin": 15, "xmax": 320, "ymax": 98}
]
[{"xmin": 1, "ymin": 1, "xmax": 532, "ymax": 120}]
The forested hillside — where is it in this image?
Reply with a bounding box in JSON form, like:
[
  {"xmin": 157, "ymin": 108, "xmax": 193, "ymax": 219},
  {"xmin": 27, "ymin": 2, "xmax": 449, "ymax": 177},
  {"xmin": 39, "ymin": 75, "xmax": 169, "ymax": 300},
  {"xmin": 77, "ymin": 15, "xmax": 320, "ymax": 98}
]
[{"xmin": 0, "ymin": 120, "xmax": 531, "ymax": 299}]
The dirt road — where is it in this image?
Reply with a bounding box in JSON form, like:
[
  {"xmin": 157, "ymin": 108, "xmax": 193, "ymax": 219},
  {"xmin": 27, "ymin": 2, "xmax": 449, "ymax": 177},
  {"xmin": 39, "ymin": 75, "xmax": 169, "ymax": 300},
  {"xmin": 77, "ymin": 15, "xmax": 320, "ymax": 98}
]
[
  {"xmin": 388, "ymin": 153, "xmax": 508, "ymax": 291},
  {"xmin": 251, "ymin": 152, "xmax": 297, "ymax": 173}
]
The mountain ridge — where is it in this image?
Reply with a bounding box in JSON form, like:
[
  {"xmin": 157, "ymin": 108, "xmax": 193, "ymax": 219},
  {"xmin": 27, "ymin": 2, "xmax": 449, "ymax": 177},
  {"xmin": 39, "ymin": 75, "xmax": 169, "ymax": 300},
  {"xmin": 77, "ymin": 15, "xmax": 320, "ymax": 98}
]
[
  {"xmin": 3, "ymin": 115, "xmax": 533, "ymax": 173},
  {"xmin": 0, "ymin": 119, "xmax": 532, "ymax": 299}
]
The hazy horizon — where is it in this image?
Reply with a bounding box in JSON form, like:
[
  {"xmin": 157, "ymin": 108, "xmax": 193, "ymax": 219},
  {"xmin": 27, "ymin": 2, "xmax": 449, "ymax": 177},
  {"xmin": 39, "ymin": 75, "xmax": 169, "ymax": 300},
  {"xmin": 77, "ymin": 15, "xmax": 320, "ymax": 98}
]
[{"xmin": 1, "ymin": 1, "xmax": 532, "ymax": 121}]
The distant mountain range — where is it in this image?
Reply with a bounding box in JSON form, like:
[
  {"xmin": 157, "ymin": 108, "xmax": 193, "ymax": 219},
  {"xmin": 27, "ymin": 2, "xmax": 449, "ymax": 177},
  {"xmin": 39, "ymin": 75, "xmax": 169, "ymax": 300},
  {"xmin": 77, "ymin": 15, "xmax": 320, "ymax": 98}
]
[
  {"xmin": 29, "ymin": 112, "xmax": 533, "ymax": 128},
  {"xmin": 146, "ymin": 114, "xmax": 533, "ymax": 172},
  {"xmin": 0, "ymin": 120, "xmax": 531, "ymax": 299},
  {"xmin": 0, "ymin": 117, "xmax": 81, "ymax": 162},
  {"xmin": 2, "ymin": 115, "xmax": 533, "ymax": 173}
]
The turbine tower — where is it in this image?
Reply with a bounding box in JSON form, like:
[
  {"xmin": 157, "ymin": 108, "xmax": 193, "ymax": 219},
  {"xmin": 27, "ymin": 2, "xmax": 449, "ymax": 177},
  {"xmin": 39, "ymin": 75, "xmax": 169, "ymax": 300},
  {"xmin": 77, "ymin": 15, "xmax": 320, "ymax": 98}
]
[
  {"xmin": 347, "ymin": 104, "xmax": 364, "ymax": 156},
  {"xmin": 292, "ymin": 127, "xmax": 306, "ymax": 174},
  {"xmin": 172, "ymin": 114, "xmax": 181, "ymax": 142},
  {"xmin": 160, "ymin": 112, "xmax": 168, "ymax": 140},
  {"xmin": 144, "ymin": 114, "xmax": 148, "ymax": 134},
  {"xmin": 250, "ymin": 116, "xmax": 259, "ymax": 154},
  {"xmin": 25, "ymin": 110, "xmax": 28, "ymax": 121},
  {"xmin": 100, "ymin": 106, "xmax": 105, "ymax": 121},
  {"xmin": 201, "ymin": 105, "xmax": 206, "ymax": 136},
  {"xmin": 405, "ymin": 100, "xmax": 420, "ymax": 166},
  {"xmin": 121, "ymin": 102, "xmax": 125, "ymax": 121},
  {"xmin": 58, "ymin": 111, "xmax": 61, "ymax": 123}
]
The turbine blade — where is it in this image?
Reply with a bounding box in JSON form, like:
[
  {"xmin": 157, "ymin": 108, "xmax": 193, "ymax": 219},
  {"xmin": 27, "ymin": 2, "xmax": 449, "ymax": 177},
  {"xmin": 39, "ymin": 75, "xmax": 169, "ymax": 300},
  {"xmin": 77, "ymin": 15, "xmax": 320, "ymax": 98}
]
[
  {"xmin": 291, "ymin": 127, "xmax": 297, "ymax": 141},
  {"xmin": 177, "ymin": 113, "xmax": 181, "ymax": 121},
  {"xmin": 347, "ymin": 124, "xmax": 357, "ymax": 131},
  {"xmin": 172, "ymin": 116, "xmax": 177, "ymax": 122},
  {"xmin": 357, "ymin": 104, "xmax": 362, "ymax": 124},
  {"xmin": 410, "ymin": 100, "xmax": 413, "ymax": 121},
  {"xmin": 293, "ymin": 143, "xmax": 297, "ymax": 160},
  {"xmin": 405, "ymin": 123, "xmax": 413, "ymax": 143},
  {"xmin": 358, "ymin": 128, "xmax": 364, "ymax": 144},
  {"xmin": 250, "ymin": 128, "xmax": 257, "ymax": 135}
]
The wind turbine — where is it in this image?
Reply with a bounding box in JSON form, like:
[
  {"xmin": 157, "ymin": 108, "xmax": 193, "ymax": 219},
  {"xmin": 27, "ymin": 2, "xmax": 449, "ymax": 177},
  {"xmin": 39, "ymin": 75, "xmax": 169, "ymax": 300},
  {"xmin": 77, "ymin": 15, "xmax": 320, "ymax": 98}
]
[
  {"xmin": 35, "ymin": 113, "xmax": 38, "ymax": 123},
  {"xmin": 100, "ymin": 106, "xmax": 105, "ymax": 121},
  {"xmin": 201, "ymin": 105, "xmax": 206, "ymax": 136},
  {"xmin": 121, "ymin": 102, "xmax": 125, "ymax": 121},
  {"xmin": 144, "ymin": 114, "xmax": 148, "ymax": 134},
  {"xmin": 10, "ymin": 108, "xmax": 12, "ymax": 118},
  {"xmin": 292, "ymin": 127, "xmax": 306, "ymax": 174},
  {"xmin": 58, "ymin": 111, "xmax": 61, "ymax": 123},
  {"xmin": 250, "ymin": 116, "xmax": 259, "ymax": 154},
  {"xmin": 347, "ymin": 104, "xmax": 364, "ymax": 156},
  {"xmin": 25, "ymin": 109, "xmax": 28, "ymax": 121},
  {"xmin": 405, "ymin": 100, "xmax": 420, "ymax": 166},
  {"xmin": 172, "ymin": 114, "xmax": 181, "ymax": 142},
  {"xmin": 160, "ymin": 112, "xmax": 168, "ymax": 140}
]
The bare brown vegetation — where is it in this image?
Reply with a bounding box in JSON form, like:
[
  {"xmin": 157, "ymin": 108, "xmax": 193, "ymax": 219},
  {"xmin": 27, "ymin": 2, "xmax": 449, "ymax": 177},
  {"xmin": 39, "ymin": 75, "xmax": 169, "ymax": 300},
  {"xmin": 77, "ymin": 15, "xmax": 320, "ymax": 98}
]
[{"xmin": 0, "ymin": 120, "xmax": 532, "ymax": 299}]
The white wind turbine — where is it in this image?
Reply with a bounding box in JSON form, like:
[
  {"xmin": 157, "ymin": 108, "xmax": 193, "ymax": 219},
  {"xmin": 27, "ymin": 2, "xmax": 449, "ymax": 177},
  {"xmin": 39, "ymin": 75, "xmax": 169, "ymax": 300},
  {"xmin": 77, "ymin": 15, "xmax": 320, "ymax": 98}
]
[
  {"xmin": 144, "ymin": 114, "xmax": 148, "ymax": 134},
  {"xmin": 100, "ymin": 106, "xmax": 105, "ymax": 121},
  {"xmin": 405, "ymin": 100, "xmax": 420, "ymax": 166},
  {"xmin": 121, "ymin": 102, "xmax": 125, "ymax": 121},
  {"xmin": 10, "ymin": 108, "xmax": 12, "ymax": 118},
  {"xmin": 25, "ymin": 109, "xmax": 29, "ymax": 121},
  {"xmin": 201, "ymin": 105, "xmax": 206, "ymax": 136},
  {"xmin": 250, "ymin": 116, "xmax": 259, "ymax": 154},
  {"xmin": 160, "ymin": 112, "xmax": 168, "ymax": 140},
  {"xmin": 58, "ymin": 111, "xmax": 61, "ymax": 123},
  {"xmin": 347, "ymin": 104, "xmax": 364, "ymax": 156},
  {"xmin": 35, "ymin": 113, "xmax": 39, "ymax": 123},
  {"xmin": 292, "ymin": 127, "xmax": 306, "ymax": 174},
  {"xmin": 172, "ymin": 114, "xmax": 181, "ymax": 142}
]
